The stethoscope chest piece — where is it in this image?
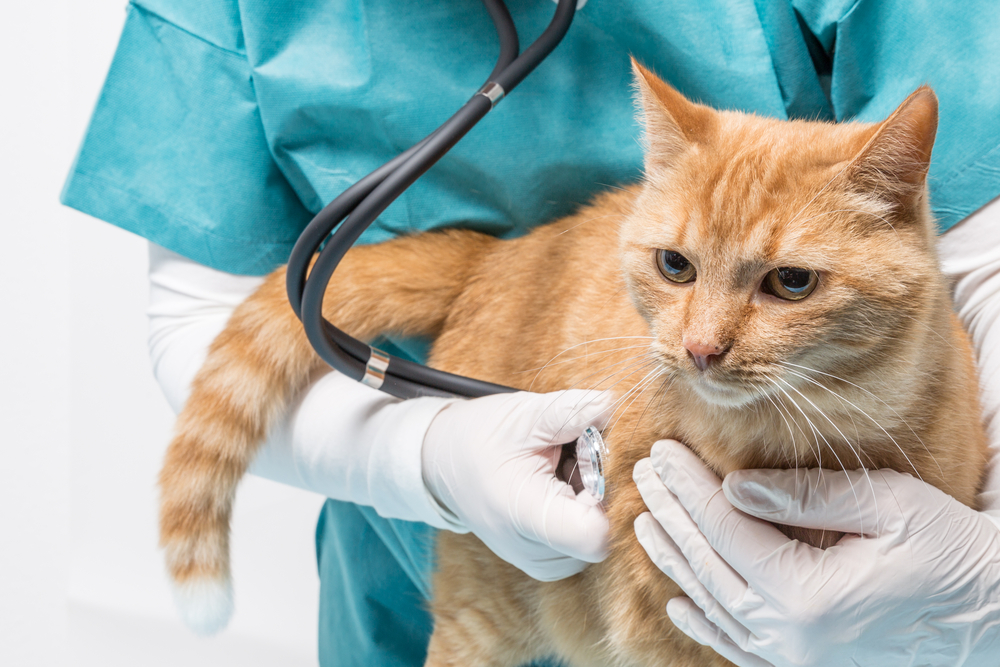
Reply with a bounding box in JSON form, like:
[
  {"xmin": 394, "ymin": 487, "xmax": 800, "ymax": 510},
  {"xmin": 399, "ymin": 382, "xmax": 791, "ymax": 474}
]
[{"xmin": 576, "ymin": 426, "xmax": 608, "ymax": 502}]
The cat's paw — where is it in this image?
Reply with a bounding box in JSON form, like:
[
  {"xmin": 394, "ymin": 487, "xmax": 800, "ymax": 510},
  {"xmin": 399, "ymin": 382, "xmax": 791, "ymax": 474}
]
[{"xmin": 171, "ymin": 576, "xmax": 234, "ymax": 635}]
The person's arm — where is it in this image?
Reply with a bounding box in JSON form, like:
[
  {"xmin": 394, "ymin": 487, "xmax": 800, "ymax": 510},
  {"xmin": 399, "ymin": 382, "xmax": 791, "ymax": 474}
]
[
  {"xmin": 148, "ymin": 242, "xmax": 456, "ymax": 523},
  {"xmin": 147, "ymin": 242, "xmax": 610, "ymax": 581},
  {"xmin": 631, "ymin": 196, "xmax": 1000, "ymax": 666},
  {"xmin": 938, "ymin": 197, "xmax": 1000, "ymax": 515}
]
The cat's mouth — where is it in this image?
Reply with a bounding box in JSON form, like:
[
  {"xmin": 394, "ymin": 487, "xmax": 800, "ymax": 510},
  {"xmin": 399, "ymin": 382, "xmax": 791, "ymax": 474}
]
[
  {"xmin": 653, "ymin": 347, "xmax": 776, "ymax": 408},
  {"xmin": 690, "ymin": 374, "xmax": 760, "ymax": 408}
]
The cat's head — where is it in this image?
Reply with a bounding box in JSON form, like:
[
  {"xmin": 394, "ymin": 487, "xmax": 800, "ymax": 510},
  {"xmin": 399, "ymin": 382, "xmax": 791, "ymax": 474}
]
[{"xmin": 620, "ymin": 60, "xmax": 941, "ymax": 408}]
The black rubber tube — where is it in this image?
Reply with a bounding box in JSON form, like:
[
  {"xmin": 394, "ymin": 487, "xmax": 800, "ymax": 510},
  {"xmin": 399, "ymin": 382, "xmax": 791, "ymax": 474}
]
[
  {"xmin": 493, "ymin": 0, "xmax": 576, "ymax": 93},
  {"xmin": 301, "ymin": 98, "xmax": 519, "ymax": 397},
  {"xmin": 484, "ymin": 0, "xmax": 519, "ymax": 82},
  {"xmin": 287, "ymin": 0, "xmax": 578, "ymax": 399},
  {"xmin": 285, "ymin": 0, "xmax": 518, "ymax": 318}
]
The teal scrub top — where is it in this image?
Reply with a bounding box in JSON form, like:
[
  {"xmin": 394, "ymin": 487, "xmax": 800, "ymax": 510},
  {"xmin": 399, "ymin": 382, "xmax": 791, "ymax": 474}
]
[
  {"xmin": 63, "ymin": 2, "xmax": 1000, "ymax": 665},
  {"xmin": 64, "ymin": 0, "xmax": 1000, "ymax": 278}
]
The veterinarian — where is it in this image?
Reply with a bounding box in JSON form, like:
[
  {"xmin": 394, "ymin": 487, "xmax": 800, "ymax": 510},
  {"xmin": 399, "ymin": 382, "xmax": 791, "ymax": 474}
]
[{"xmin": 64, "ymin": 0, "xmax": 1000, "ymax": 665}]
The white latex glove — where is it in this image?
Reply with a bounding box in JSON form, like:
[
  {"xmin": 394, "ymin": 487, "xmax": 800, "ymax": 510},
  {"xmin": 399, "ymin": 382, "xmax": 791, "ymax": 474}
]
[
  {"xmin": 633, "ymin": 439, "xmax": 1000, "ymax": 667},
  {"xmin": 422, "ymin": 389, "xmax": 614, "ymax": 581}
]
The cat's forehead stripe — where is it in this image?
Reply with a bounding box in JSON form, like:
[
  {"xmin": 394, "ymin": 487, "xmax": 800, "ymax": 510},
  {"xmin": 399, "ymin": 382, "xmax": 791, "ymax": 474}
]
[
  {"xmin": 641, "ymin": 118, "xmax": 894, "ymax": 273},
  {"xmin": 692, "ymin": 128, "xmax": 856, "ymax": 265}
]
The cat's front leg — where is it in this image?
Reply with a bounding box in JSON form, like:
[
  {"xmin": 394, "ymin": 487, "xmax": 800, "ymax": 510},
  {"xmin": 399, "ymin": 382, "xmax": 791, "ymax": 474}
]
[
  {"xmin": 424, "ymin": 624, "xmax": 538, "ymax": 667},
  {"xmin": 427, "ymin": 533, "xmax": 552, "ymax": 667}
]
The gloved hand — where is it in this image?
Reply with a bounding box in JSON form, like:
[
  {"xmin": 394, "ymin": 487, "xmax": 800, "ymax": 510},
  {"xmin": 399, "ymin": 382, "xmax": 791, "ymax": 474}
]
[
  {"xmin": 632, "ymin": 439, "xmax": 1000, "ymax": 667},
  {"xmin": 423, "ymin": 389, "xmax": 613, "ymax": 581}
]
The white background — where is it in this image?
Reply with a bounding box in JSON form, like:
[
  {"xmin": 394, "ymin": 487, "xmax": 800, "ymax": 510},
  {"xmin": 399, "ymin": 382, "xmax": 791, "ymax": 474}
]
[{"xmin": 1, "ymin": 2, "xmax": 325, "ymax": 665}]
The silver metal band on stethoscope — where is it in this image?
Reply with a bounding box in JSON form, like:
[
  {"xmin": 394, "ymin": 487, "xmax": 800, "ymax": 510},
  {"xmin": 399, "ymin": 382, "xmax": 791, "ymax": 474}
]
[
  {"xmin": 361, "ymin": 347, "xmax": 391, "ymax": 390},
  {"xmin": 476, "ymin": 82, "xmax": 505, "ymax": 108}
]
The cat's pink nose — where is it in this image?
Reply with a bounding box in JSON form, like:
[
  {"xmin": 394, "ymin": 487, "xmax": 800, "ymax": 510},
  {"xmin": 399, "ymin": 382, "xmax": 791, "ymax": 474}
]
[{"xmin": 683, "ymin": 339, "xmax": 727, "ymax": 371}]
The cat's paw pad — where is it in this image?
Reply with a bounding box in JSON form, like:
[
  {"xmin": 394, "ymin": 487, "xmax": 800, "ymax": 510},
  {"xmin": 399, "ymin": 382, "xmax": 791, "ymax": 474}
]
[{"xmin": 171, "ymin": 576, "xmax": 234, "ymax": 635}]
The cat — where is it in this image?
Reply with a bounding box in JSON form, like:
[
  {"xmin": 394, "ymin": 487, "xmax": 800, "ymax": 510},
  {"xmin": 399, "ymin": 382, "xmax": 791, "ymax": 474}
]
[{"xmin": 157, "ymin": 60, "xmax": 987, "ymax": 666}]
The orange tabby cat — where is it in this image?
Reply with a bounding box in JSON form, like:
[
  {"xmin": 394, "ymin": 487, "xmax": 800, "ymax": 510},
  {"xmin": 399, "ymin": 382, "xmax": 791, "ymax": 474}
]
[{"xmin": 158, "ymin": 60, "xmax": 987, "ymax": 666}]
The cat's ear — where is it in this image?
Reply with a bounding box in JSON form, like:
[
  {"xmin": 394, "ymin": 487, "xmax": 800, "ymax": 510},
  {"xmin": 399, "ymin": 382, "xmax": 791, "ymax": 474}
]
[
  {"xmin": 846, "ymin": 86, "xmax": 938, "ymax": 212},
  {"xmin": 631, "ymin": 58, "xmax": 716, "ymax": 170}
]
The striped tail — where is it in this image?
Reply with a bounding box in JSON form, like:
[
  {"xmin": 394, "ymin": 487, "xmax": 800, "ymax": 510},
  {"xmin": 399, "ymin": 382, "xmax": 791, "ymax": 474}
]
[{"xmin": 156, "ymin": 230, "xmax": 495, "ymax": 633}]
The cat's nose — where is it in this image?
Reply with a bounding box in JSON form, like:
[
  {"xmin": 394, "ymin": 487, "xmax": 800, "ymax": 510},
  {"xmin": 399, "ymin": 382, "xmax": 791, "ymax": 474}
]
[{"xmin": 683, "ymin": 339, "xmax": 727, "ymax": 371}]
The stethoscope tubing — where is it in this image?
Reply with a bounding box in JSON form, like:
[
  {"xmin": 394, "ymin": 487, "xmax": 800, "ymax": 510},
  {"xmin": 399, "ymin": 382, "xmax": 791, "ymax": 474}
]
[{"xmin": 286, "ymin": 0, "xmax": 578, "ymax": 399}]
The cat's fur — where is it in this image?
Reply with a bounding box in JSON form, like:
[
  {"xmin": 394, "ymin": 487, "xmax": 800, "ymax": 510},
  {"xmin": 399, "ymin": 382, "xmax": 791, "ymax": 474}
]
[{"xmin": 158, "ymin": 61, "xmax": 987, "ymax": 665}]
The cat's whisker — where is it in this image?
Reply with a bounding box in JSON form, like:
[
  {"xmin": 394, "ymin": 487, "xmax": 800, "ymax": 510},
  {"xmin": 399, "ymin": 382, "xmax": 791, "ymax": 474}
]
[
  {"xmin": 537, "ymin": 335, "xmax": 657, "ymax": 360},
  {"xmin": 601, "ymin": 368, "xmax": 665, "ymax": 432},
  {"xmin": 742, "ymin": 382, "xmax": 773, "ymax": 456},
  {"xmin": 777, "ymin": 361, "xmax": 939, "ymax": 482},
  {"xmin": 771, "ymin": 378, "xmax": 826, "ymax": 506},
  {"xmin": 777, "ymin": 365, "xmax": 937, "ymax": 538},
  {"xmin": 769, "ymin": 376, "xmax": 842, "ymax": 506},
  {"xmin": 566, "ymin": 456, "xmax": 582, "ymax": 492},
  {"xmin": 594, "ymin": 182, "xmax": 632, "ymax": 194},
  {"xmin": 602, "ymin": 368, "xmax": 668, "ymax": 444},
  {"xmin": 557, "ymin": 212, "xmax": 625, "ymax": 236},
  {"xmin": 750, "ymin": 380, "xmax": 799, "ymax": 471},
  {"xmin": 761, "ymin": 391, "xmax": 795, "ymax": 450},
  {"xmin": 510, "ymin": 355, "xmax": 662, "ymax": 522},
  {"xmin": 771, "ymin": 373, "xmax": 879, "ymax": 537},
  {"xmin": 553, "ymin": 355, "xmax": 662, "ymax": 417},
  {"xmin": 771, "ymin": 376, "xmax": 851, "ymax": 469},
  {"xmin": 773, "ymin": 389, "xmax": 812, "ymax": 461},
  {"xmin": 765, "ymin": 376, "xmax": 823, "ymax": 467},
  {"xmin": 623, "ymin": 373, "xmax": 672, "ymax": 454},
  {"xmin": 601, "ymin": 373, "xmax": 667, "ymax": 468},
  {"xmin": 653, "ymin": 372, "xmax": 671, "ymax": 414},
  {"xmin": 524, "ymin": 336, "xmax": 656, "ymax": 390},
  {"xmin": 581, "ymin": 349, "xmax": 661, "ymax": 387},
  {"xmin": 514, "ymin": 344, "xmax": 655, "ymax": 375},
  {"xmin": 546, "ymin": 361, "xmax": 662, "ymax": 451},
  {"xmin": 771, "ymin": 370, "xmax": 867, "ymax": 468},
  {"xmin": 523, "ymin": 351, "xmax": 660, "ymax": 418},
  {"xmin": 556, "ymin": 357, "xmax": 667, "ymax": 438},
  {"xmin": 768, "ymin": 375, "xmax": 864, "ymax": 541},
  {"xmin": 545, "ymin": 351, "xmax": 659, "ymax": 393}
]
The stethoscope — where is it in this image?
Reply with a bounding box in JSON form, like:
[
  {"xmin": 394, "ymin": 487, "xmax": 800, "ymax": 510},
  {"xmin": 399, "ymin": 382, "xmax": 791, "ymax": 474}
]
[{"xmin": 285, "ymin": 0, "xmax": 608, "ymax": 500}]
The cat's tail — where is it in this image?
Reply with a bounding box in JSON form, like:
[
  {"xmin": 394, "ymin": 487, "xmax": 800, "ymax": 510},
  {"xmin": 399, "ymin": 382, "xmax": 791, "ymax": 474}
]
[{"xmin": 157, "ymin": 229, "xmax": 496, "ymax": 634}]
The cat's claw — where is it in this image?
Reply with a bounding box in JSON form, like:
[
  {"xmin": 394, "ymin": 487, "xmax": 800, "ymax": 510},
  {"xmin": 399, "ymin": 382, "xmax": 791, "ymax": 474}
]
[{"xmin": 171, "ymin": 576, "xmax": 235, "ymax": 635}]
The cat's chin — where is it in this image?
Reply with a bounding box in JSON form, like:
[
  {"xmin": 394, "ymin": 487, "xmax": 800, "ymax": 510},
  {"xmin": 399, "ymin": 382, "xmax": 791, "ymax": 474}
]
[{"xmin": 689, "ymin": 377, "xmax": 758, "ymax": 409}]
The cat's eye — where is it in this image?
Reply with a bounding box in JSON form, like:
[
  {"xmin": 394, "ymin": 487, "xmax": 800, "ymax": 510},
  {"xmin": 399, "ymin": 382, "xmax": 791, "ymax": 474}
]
[
  {"xmin": 762, "ymin": 267, "xmax": 818, "ymax": 301},
  {"xmin": 656, "ymin": 250, "xmax": 696, "ymax": 283}
]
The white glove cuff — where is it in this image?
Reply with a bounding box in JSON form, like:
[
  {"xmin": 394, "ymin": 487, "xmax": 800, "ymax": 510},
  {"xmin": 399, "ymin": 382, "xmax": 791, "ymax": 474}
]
[
  {"xmin": 367, "ymin": 396, "xmax": 467, "ymax": 531},
  {"xmin": 261, "ymin": 362, "xmax": 465, "ymax": 530}
]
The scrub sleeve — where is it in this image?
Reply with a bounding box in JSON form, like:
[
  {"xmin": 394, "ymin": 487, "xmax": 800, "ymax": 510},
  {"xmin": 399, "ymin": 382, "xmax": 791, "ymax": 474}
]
[
  {"xmin": 61, "ymin": 1, "xmax": 312, "ymax": 274},
  {"xmin": 63, "ymin": 1, "xmax": 1000, "ymax": 666}
]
